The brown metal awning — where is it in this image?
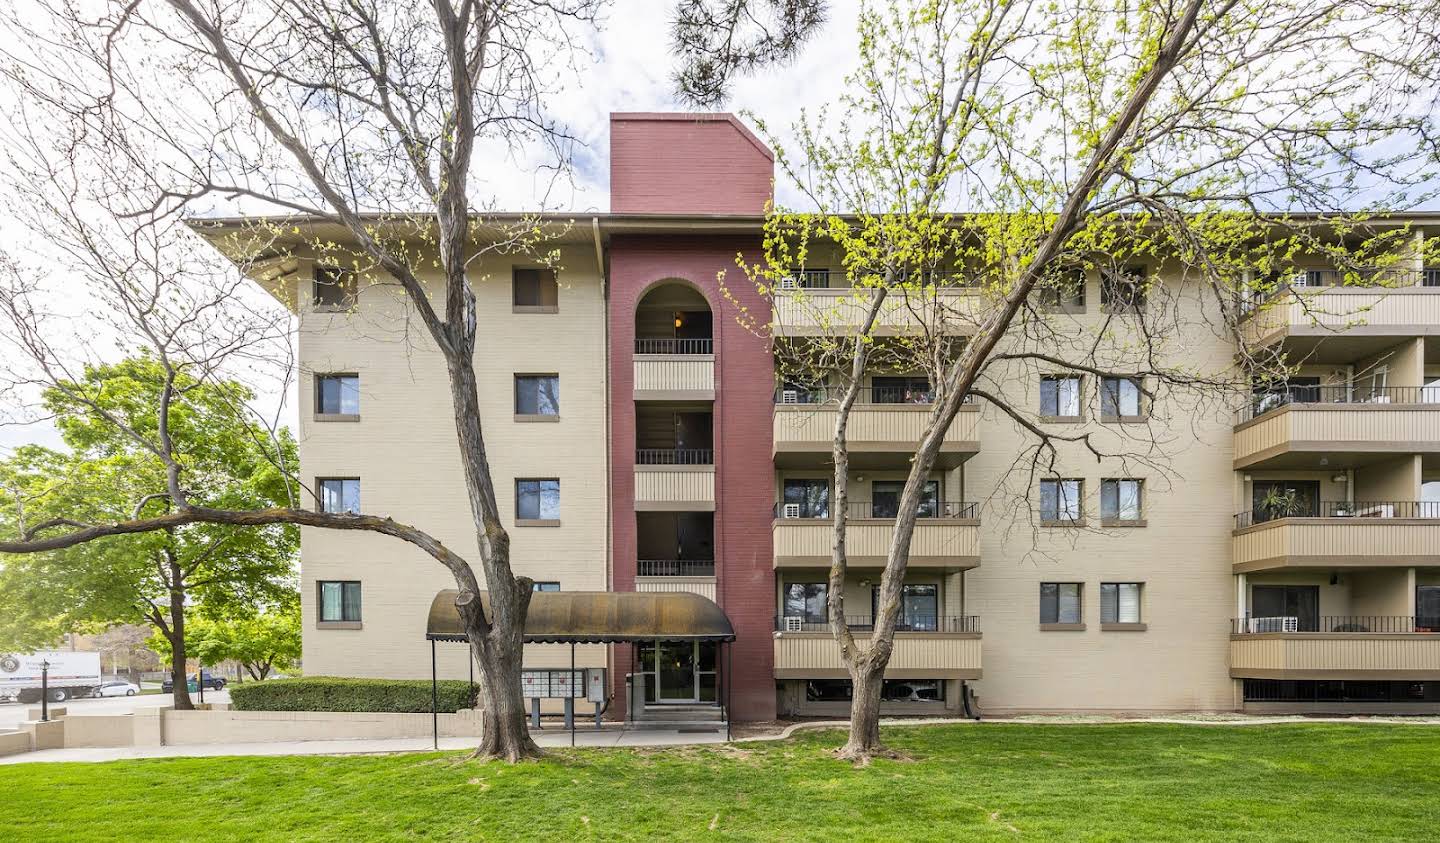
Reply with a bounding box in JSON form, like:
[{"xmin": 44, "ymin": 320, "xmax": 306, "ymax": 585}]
[{"xmin": 425, "ymin": 590, "xmax": 735, "ymax": 643}]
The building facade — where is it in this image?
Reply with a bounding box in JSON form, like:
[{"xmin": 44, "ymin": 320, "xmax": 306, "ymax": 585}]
[{"xmin": 203, "ymin": 112, "xmax": 1440, "ymax": 721}]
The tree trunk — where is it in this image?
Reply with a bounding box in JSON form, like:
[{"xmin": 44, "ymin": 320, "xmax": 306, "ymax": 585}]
[
  {"xmin": 470, "ymin": 630, "xmax": 541, "ymax": 762},
  {"xmin": 838, "ymin": 658, "xmax": 886, "ymax": 762},
  {"xmin": 167, "ymin": 608, "xmax": 194, "ymax": 709}
]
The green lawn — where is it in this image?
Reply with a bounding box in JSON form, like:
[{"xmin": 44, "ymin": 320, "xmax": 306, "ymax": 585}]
[{"xmin": 3, "ymin": 723, "xmax": 1437, "ymax": 841}]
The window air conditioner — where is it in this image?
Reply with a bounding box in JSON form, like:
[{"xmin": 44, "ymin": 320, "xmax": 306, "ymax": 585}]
[
  {"xmin": 1249, "ymin": 616, "xmax": 1299, "ymax": 633},
  {"xmin": 783, "ymin": 503, "xmax": 801, "ymax": 519},
  {"xmin": 779, "ymin": 277, "xmax": 798, "ymax": 290},
  {"xmin": 781, "ymin": 389, "xmax": 799, "ymax": 404},
  {"xmin": 783, "ymin": 616, "xmax": 804, "ymax": 632}
]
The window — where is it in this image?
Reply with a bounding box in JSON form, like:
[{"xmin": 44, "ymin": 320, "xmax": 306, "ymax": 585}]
[
  {"xmin": 1101, "ymin": 266, "xmax": 1147, "ymax": 310},
  {"xmin": 782, "ymin": 479, "xmax": 830, "ymax": 518},
  {"xmin": 783, "ymin": 582, "xmax": 828, "ymax": 625},
  {"xmin": 1040, "ymin": 582, "xmax": 1082, "ymax": 625},
  {"xmin": 1040, "ymin": 376, "xmax": 1081, "ymax": 417},
  {"xmin": 514, "ymin": 375, "xmax": 559, "ymax": 416},
  {"xmin": 1039, "ymin": 269, "xmax": 1086, "ymax": 310},
  {"xmin": 313, "ymin": 266, "xmax": 356, "ymax": 309},
  {"xmin": 806, "ymin": 678, "xmax": 946, "ymax": 702},
  {"xmin": 1101, "ymin": 583, "xmax": 1143, "ymax": 624},
  {"xmin": 318, "ymin": 581, "xmax": 361, "ymax": 623},
  {"xmin": 1417, "ymin": 586, "xmax": 1440, "ymax": 630},
  {"xmin": 316, "ymin": 374, "xmax": 360, "ymax": 416},
  {"xmin": 1101, "ymin": 479, "xmax": 1144, "ymax": 523},
  {"xmin": 872, "ymin": 376, "xmax": 932, "ymax": 404},
  {"xmin": 1100, "ymin": 377, "xmax": 1142, "ymax": 419},
  {"xmin": 318, "ymin": 478, "xmax": 360, "ymax": 514},
  {"xmin": 512, "ymin": 267, "xmax": 558, "ymax": 311},
  {"xmin": 516, "ymin": 479, "xmax": 560, "ymax": 522},
  {"xmin": 872, "ymin": 583, "xmax": 939, "ymax": 631},
  {"xmin": 1040, "ymin": 479, "xmax": 1083, "ymax": 523},
  {"xmin": 532, "ymin": 582, "xmax": 561, "ymax": 592},
  {"xmin": 871, "ymin": 480, "xmax": 940, "ymax": 518}
]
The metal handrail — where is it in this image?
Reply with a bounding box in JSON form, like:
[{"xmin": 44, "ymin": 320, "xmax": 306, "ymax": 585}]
[
  {"xmin": 634, "ymin": 337, "xmax": 714, "ymax": 355},
  {"xmin": 773, "ymin": 501, "xmax": 979, "ymax": 519},
  {"xmin": 636, "ymin": 559, "xmax": 716, "ymax": 577},
  {"xmin": 773, "ymin": 386, "xmax": 977, "ymax": 405},
  {"xmin": 1232, "ymin": 616, "xmax": 1440, "ymax": 634},
  {"xmin": 635, "ymin": 448, "xmax": 714, "ymax": 465},
  {"xmin": 774, "ymin": 615, "xmax": 981, "ymax": 633},
  {"xmin": 1234, "ymin": 500, "xmax": 1440, "ymax": 528},
  {"xmin": 1238, "ymin": 385, "xmax": 1440, "ymax": 423}
]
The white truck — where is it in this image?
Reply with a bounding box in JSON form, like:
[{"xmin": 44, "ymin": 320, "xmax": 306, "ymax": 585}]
[{"xmin": 0, "ymin": 650, "xmax": 103, "ymax": 703}]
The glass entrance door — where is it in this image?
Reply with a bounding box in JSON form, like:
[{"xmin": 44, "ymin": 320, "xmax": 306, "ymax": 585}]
[{"xmin": 640, "ymin": 640, "xmax": 719, "ymax": 704}]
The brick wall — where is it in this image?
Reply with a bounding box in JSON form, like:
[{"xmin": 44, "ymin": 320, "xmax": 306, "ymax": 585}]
[{"xmin": 610, "ymin": 113, "xmax": 774, "ymax": 215}]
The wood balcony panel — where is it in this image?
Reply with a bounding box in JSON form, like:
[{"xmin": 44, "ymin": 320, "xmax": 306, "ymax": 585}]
[
  {"xmin": 772, "ymin": 519, "xmax": 980, "ymax": 569},
  {"xmin": 772, "ymin": 287, "xmax": 986, "ymax": 337},
  {"xmin": 1230, "ymin": 634, "xmax": 1440, "ymax": 679},
  {"xmin": 1243, "ymin": 287, "xmax": 1440, "ymax": 350},
  {"xmin": 634, "ymin": 576, "xmax": 717, "ymax": 602},
  {"xmin": 634, "ymin": 466, "xmax": 715, "ymax": 511},
  {"xmin": 633, "ymin": 354, "xmax": 714, "ymax": 401},
  {"xmin": 773, "ymin": 404, "xmax": 980, "ymax": 469},
  {"xmin": 1233, "ymin": 405, "xmax": 1440, "ymax": 469},
  {"xmin": 1232, "ymin": 519, "xmax": 1440, "ymax": 573},
  {"xmin": 774, "ymin": 632, "xmax": 982, "ymax": 679}
]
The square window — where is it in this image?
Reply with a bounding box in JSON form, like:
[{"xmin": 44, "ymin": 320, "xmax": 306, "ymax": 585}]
[
  {"xmin": 871, "ymin": 480, "xmax": 940, "ymax": 518},
  {"xmin": 516, "ymin": 478, "xmax": 560, "ymax": 521},
  {"xmin": 514, "ymin": 375, "xmax": 559, "ymax": 416},
  {"xmin": 1039, "ymin": 269, "xmax": 1086, "ymax": 310},
  {"xmin": 318, "ymin": 478, "xmax": 360, "ymax": 514},
  {"xmin": 1040, "ymin": 582, "xmax": 1082, "ymax": 624},
  {"xmin": 1101, "ymin": 479, "xmax": 1144, "ymax": 522},
  {"xmin": 318, "ymin": 581, "xmax": 361, "ymax": 622},
  {"xmin": 781, "ymin": 479, "xmax": 830, "ymax": 519},
  {"xmin": 1100, "ymin": 377, "xmax": 1142, "ymax": 419},
  {"xmin": 1101, "ymin": 582, "xmax": 1143, "ymax": 623},
  {"xmin": 783, "ymin": 582, "xmax": 828, "ymax": 626},
  {"xmin": 1040, "ymin": 376, "xmax": 1081, "ymax": 417},
  {"xmin": 1101, "ymin": 266, "xmax": 1147, "ymax": 310},
  {"xmin": 532, "ymin": 582, "xmax": 561, "ymax": 592},
  {"xmin": 1040, "ymin": 479, "xmax": 1083, "ymax": 522},
  {"xmin": 313, "ymin": 267, "xmax": 356, "ymax": 309},
  {"xmin": 316, "ymin": 374, "xmax": 360, "ymax": 415},
  {"xmin": 512, "ymin": 268, "xmax": 558, "ymax": 310}
]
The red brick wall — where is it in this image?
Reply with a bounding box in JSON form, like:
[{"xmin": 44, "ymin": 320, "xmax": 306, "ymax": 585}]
[
  {"xmin": 608, "ymin": 234, "xmax": 777, "ymax": 721},
  {"xmin": 610, "ymin": 113, "xmax": 774, "ymax": 215}
]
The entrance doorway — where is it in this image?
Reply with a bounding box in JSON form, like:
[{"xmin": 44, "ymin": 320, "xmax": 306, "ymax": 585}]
[{"xmin": 638, "ymin": 640, "xmax": 718, "ymax": 703}]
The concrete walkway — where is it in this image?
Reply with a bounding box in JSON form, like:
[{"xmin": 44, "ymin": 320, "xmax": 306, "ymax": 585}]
[{"xmin": 1, "ymin": 726, "xmax": 729, "ymax": 765}]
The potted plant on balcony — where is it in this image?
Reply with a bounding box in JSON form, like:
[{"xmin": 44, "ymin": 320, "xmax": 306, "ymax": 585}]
[{"xmin": 1257, "ymin": 489, "xmax": 1307, "ymax": 523}]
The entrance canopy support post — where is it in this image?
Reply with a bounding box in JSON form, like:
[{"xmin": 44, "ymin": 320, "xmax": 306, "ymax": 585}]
[
  {"xmin": 570, "ymin": 642, "xmax": 576, "ymax": 748},
  {"xmin": 430, "ymin": 638, "xmax": 438, "ymax": 751}
]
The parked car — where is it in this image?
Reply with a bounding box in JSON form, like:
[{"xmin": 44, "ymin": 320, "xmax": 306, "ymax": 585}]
[
  {"xmin": 92, "ymin": 680, "xmax": 140, "ymax": 698},
  {"xmin": 161, "ymin": 671, "xmax": 227, "ymax": 693}
]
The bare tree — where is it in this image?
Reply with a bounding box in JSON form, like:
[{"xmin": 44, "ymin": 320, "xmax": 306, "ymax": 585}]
[{"xmin": 731, "ymin": 0, "xmax": 1440, "ymax": 762}]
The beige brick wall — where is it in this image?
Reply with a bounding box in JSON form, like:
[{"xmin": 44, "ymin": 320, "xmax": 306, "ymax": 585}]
[{"xmin": 295, "ymin": 247, "xmax": 609, "ymax": 681}]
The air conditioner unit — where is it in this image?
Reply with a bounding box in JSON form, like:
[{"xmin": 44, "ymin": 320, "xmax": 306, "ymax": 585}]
[
  {"xmin": 1249, "ymin": 616, "xmax": 1299, "ymax": 633},
  {"xmin": 781, "ymin": 389, "xmax": 799, "ymax": 404},
  {"xmin": 783, "ymin": 616, "xmax": 804, "ymax": 632},
  {"xmin": 783, "ymin": 503, "xmax": 801, "ymax": 519},
  {"xmin": 779, "ymin": 277, "xmax": 799, "ymax": 290}
]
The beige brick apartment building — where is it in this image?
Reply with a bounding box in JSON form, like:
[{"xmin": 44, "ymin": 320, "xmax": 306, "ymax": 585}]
[{"xmin": 202, "ymin": 113, "xmax": 1440, "ymax": 721}]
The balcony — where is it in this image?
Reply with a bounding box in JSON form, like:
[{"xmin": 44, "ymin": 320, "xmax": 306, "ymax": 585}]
[
  {"xmin": 1231, "ymin": 501, "xmax": 1440, "ymax": 572},
  {"xmin": 633, "ymin": 338, "xmax": 714, "ymax": 401},
  {"xmin": 635, "ymin": 559, "xmax": 717, "ymax": 601},
  {"xmin": 1241, "ymin": 275, "xmax": 1440, "ymax": 354},
  {"xmin": 634, "ymin": 449, "xmax": 715, "ymax": 511},
  {"xmin": 772, "ymin": 501, "xmax": 980, "ymax": 569},
  {"xmin": 772, "ymin": 388, "xmax": 981, "ymax": 470},
  {"xmin": 772, "ymin": 284, "xmax": 986, "ymax": 337},
  {"xmin": 772, "ymin": 616, "xmax": 982, "ymax": 679},
  {"xmin": 1233, "ymin": 387, "xmax": 1440, "ymax": 469},
  {"xmin": 1230, "ymin": 616, "xmax": 1440, "ymax": 680}
]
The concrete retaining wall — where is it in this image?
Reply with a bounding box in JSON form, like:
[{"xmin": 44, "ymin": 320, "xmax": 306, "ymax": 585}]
[
  {"xmin": 0, "ymin": 730, "xmax": 31, "ymax": 757},
  {"xmin": 160, "ymin": 709, "xmax": 485, "ymax": 745},
  {"xmin": 64, "ymin": 715, "xmax": 136, "ymax": 748}
]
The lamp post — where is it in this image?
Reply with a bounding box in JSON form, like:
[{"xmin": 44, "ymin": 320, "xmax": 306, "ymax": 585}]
[{"xmin": 39, "ymin": 659, "xmax": 50, "ymax": 722}]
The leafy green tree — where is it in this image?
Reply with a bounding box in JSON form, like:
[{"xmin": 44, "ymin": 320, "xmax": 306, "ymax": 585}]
[
  {"xmin": 0, "ymin": 357, "xmax": 298, "ymax": 709},
  {"xmin": 151, "ymin": 601, "xmax": 301, "ymax": 682}
]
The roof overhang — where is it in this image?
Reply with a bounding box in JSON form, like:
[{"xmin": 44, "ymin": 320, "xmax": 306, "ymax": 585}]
[{"xmin": 425, "ymin": 590, "xmax": 736, "ymax": 643}]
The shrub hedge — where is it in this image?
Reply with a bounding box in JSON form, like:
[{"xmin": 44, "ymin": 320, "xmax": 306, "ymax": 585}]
[{"xmin": 229, "ymin": 677, "xmax": 478, "ymax": 713}]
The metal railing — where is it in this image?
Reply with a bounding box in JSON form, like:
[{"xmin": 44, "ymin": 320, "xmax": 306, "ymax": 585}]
[
  {"xmin": 773, "ymin": 500, "xmax": 978, "ymax": 520},
  {"xmin": 636, "ymin": 559, "xmax": 716, "ymax": 577},
  {"xmin": 1238, "ymin": 385, "xmax": 1440, "ymax": 423},
  {"xmin": 776, "ymin": 269, "xmax": 982, "ymax": 291},
  {"xmin": 635, "ymin": 448, "xmax": 714, "ymax": 465},
  {"xmin": 1239, "ymin": 267, "xmax": 1440, "ymax": 313},
  {"xmin": 773, "ymin": 386, "xmax": 976, "ymax": 406},
  {"xmin": 779, "ymin": 269, "xmax": 833, "ymax": 289},
  {"xmin": 1232, "ymin": 616, "xmax": 1440, "ymax": 634},
  {"xmin": 775, "ymin": 615, "xmax": 981, "ymax": 633},
  {"xmin": 1235, "ymin": 500, "xmax": 1440, "ymax": 529},
  {"xmin": 1425, "ymin": 268, "xmax": 1440, "ymax": 287},
  {"xmin": 634, "ymin": 337, "xmax": 714, "ymax": 355}
]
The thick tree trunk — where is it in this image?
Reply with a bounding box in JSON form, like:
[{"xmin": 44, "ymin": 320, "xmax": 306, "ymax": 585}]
[
  {"xmin": 167, "ymin": 583, "xmax": 194, "ymax": 710},
  {"xmin": 470, "ymin": 627, "xmax": 541, "ymax": 762},
  {"xmin": 838, "ymin": 659, "xmax": 886, "ymax": 761}
]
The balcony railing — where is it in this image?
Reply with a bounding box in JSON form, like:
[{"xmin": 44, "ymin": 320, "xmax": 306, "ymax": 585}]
[
  {"xmin": 774, "ymin": 615, "xmax": 981, "ymax": 633},
  {"xmin": 635, "ymin": 448, "xmax": 714, "ymax": 465},
  {"xmin": 634, "ymin": 337, "xmax": 713, "ymax": 355},
  {"xmin": 1238, "ymin": 385, "xmax": 1440, "ymax": 423},
  {"xmin": 1234, "ymin": 500, "xmax": 1440, "ymax": 529},
  {"xmin": 773, "ymin": 386, "xmax": 977, "ymax": 406},
  {"xmin": 773, "ymin": 500, "xmax": 978, "ymax": 520},
  {"xmin": 1232, "ymin": 616, "xmax": 1440, "ymax": 634},
  {"xmin": 1241, "ymin": 267, "xmax": 1440, "ymax": 313},
  {"xmin": 637, "ymin": 559, "xmax": 715, "ymax": 577}
]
